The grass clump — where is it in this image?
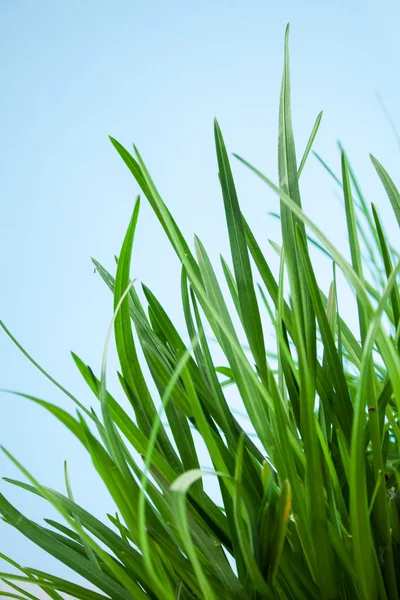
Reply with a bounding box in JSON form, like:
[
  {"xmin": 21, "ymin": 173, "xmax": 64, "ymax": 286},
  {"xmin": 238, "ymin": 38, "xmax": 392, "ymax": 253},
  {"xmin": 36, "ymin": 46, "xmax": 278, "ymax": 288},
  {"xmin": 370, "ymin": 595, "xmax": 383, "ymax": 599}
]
[{"xmin": 2, "ymin": 25, "xmax": 400, "ymax": 600}]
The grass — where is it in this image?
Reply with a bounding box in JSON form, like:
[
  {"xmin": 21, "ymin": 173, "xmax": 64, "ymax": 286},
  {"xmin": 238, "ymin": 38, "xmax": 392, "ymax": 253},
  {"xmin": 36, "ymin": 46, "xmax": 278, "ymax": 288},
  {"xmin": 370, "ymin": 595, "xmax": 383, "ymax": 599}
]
[{"xmin": 1, "ymin": 24, "xmax": 400, "ymax": 599}]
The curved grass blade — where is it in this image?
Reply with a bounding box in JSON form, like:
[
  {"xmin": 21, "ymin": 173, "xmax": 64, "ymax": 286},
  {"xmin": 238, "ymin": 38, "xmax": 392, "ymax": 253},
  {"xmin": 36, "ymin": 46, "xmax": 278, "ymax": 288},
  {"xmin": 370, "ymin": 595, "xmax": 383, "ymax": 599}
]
[
  {"xmin": 63, "ymin": 461, "xmax": 99, "ymax": 568},
  {"xmin": 113, "ymin": 199, "xmax": 181, "ymax": 473},
  {"xmin": 137, "ymin": 345, "xmax": 198, "ymax": 600},
  {"xmin": 3, "ymin": 478, "xmax": 151, "ymax": 591},
  {"xmin": 0, "ymin": 323, "xmax": 91, "ymax": 418},
  {"xmin": 370, "ymin": 154, "xmax": 400, "ymax": 229},
  {"xmin": 0, "ymin": 572, "xmax": 110, "ymax": 600},
  {"xmin": 170, "ymin": 469, "xmax": 244, "ymax": 600},
  {"xmin": 0, "ymin": 489, "xmax": 142, "ymax": 600}
]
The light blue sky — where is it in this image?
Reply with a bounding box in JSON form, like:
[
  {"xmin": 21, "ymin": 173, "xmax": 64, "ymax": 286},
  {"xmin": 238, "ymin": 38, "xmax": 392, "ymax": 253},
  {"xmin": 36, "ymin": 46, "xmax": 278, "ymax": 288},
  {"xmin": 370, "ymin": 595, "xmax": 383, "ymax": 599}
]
[{"xmin": 1, "ymin": 0, "xmax": 400, "ymax": 587}]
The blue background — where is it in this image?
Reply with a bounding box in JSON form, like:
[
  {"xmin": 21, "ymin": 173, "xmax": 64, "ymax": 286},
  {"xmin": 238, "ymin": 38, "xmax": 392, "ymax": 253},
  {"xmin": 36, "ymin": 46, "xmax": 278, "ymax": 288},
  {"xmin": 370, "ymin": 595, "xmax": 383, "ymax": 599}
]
[{"xmin": 1, "ymin": 0, "xmax": 400, "ymax": 590}]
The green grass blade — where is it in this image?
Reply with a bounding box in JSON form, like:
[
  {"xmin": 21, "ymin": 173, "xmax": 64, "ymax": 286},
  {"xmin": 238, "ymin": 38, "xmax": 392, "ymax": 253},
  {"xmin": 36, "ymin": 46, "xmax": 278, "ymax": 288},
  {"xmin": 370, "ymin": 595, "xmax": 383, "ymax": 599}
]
[
  {"xmin": 232, "ymin": 436, "xmax": 273, "ymax": 598},
  {"xmin": 0, "ymin": 491, "xmax": 141, "ymax": 600},
  {"xmin": 297, "ymin": 111, "xmax": 323, "ymax": 178},
  {"xmin": 296, "ymin": 229, "xmax": 352, "ymax": 441},
  {"xmin": 0, "ymin": 322, "xmax": 91, "ymax": 418},
  {"xmin": 214, "ymin": 119, "xmax": 267, "ymax": 382},
  {"xmin": 370, "ymin": 154, "xmax": 400, "ymax": 228},
  {"xmin": 341, "ymin": 150, "xmax": 368, "ymax": 345},
  {"xmin": 371, "ymin": 203, "xmax": 400, "ymax": 333},
  {"xmin": 113, "ymin": 198, "xmax": 180, "ymax": 472}
]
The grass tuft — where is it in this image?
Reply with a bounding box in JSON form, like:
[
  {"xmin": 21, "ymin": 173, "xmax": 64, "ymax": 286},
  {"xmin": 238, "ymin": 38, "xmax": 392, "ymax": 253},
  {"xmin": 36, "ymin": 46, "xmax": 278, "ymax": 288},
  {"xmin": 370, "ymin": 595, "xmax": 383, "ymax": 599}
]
[{"xmin": 2, "ymin": 26, "xmax": 400, "ymax": 600}]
